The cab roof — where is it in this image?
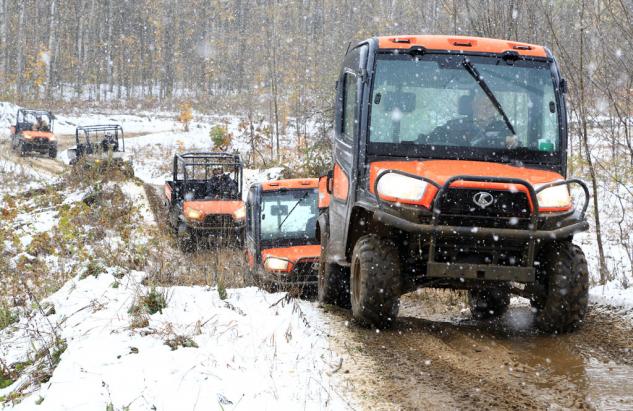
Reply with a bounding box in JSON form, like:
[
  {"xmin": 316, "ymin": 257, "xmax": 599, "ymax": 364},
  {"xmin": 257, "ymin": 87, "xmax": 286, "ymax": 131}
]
[
  {"xmin": 376, "ymin": 35, "xmax": 547, "ymax": 58},
  {"xmin": 261, "ymin": 178, "xmax": 318, "ymax": 191}
]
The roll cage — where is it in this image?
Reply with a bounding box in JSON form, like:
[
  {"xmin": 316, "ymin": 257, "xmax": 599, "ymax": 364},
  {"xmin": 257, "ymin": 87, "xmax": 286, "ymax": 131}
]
[
  {"xmin": 74, "ymin": 125, "xmax": 125, "ymax": 157},
  {"xmin": 172, "ymin": 152, "xmax": 243, "ymax": 200},
  {"xmin": 15, "ymin": 109, "xmax": 55, "ymax": 133}
]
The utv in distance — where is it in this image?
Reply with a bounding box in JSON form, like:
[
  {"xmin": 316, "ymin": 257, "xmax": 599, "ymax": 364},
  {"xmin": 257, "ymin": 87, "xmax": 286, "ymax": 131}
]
[
  {"xmin": 164, "ymin": 152, "xmax": 245, "ymax": 250},
  {"xmin": 10, "ymin": 109, "xmax": 57, "ymax": 158},
  {"xmin": 68, "ymin": 125, "xmax": 134, "ymax": 177},
  {"xmin": 245, "ymin": 178, "xmax": 327, "ymax": 295},
  {"xmin": 318, "ymin": 35, "xmax": 590, "ymax": 333}
]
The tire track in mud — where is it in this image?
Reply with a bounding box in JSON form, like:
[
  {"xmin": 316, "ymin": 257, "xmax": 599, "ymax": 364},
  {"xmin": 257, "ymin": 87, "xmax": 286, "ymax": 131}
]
[
  {"xmin": 322, "ymin": 297, "xmax": 633, "ymax": 410},
  {"xmin": 0, "ymin": 141, "xmax": 66, "ymax": 176}
]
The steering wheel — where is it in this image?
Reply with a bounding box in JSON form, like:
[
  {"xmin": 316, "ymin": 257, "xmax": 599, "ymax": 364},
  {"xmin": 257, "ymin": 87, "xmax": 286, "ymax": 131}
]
[{"xmin": 470, "ymin": 132, "xmax": 508, "ymax": 148}]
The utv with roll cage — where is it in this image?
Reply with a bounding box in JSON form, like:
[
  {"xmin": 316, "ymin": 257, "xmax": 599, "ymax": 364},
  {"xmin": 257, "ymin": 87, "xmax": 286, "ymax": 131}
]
[
  {"xmin": 68, "ymin": 125, "xmax": 134, "ymax": 177},
  {"xmin": 10, "ymin": 109, "xmax": 57, "ymax": 158},
  {"xmin": 318, "ymin": 35, "xmax": 590, "ymax": 334},
  {"xmin": 245, "ymin": 178, "xmax": 326, "ymax": 295},
  {"xmin": 164, "ymin": 152, "xmax": 245, "ymax": 250}
]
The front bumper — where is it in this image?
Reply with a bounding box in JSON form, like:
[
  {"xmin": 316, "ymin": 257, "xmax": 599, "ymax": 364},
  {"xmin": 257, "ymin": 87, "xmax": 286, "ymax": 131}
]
[
  {"xmin": 259, "ymin": 261, "xmax": 319, "ymax": 287},
  {"xmin": 373, "ymin": 174, "xmax": 590, "ymax": 283},
  {"xmin": 22, "ymin": 140, "xmax": 56, "ymax": 152}
]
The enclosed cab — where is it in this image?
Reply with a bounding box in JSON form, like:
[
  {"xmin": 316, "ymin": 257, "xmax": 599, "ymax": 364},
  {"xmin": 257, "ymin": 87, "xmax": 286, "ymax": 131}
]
[
  {"xmin": 245, "ymin": 178, "xmax": 324, "ymax": 293},
  {"xmin": 10, "ymin": 109, "xmax": 57, "ymax": 158},
  {"xmin": 318, "ymin": 35, "xmax": 590, "ymax": 333},
  {"xmin": 164, "ymin": 152, "xmax": 245, "ymax": 249},
  {"xmin": 69, "ymin": 125, "xmax": 133, "ymax": 176}
]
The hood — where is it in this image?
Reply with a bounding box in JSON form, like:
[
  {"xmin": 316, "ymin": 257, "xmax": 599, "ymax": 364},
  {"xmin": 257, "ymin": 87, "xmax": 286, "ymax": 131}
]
[
  {"xmin": 261, "ymin": 244, "xmax": 320, "ymax": 272},
  {"xmin": 369, "ymin": 160, "xmax": 565, "ymax": 208},
  {"xmin": 183, "ymin": 200, "xmax": 244, "ymax": 218}
]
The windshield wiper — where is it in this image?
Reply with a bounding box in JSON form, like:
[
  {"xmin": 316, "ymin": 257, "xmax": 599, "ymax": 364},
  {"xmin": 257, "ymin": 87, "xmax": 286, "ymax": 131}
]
[
  {"xmin": 278, "ymin": 191, "xmax": 310, "ymax": 229},
  {"xmin": 462, "ymin": 59, "xmax": 516, "ymax": 135}
]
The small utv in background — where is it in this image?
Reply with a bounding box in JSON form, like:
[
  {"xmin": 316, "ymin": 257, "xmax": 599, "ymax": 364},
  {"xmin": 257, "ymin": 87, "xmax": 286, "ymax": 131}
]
[
  {"xmin": 164, "ymin": 152, "xmax": 245, "ymax": 250},
  {"xmin": 10, "ymin": 109, "xmax": 57, "ymax": 158},
  {"xmin": 68, "ymin": 125, "xmax": 134, "ymax": 177},
  {"xmin": 245, "ymin": 178, "xmax": 328, "ymax": 295},
  {"xmin": 318, "ymin": 35, "xmax": 590, "ymax": 333}
]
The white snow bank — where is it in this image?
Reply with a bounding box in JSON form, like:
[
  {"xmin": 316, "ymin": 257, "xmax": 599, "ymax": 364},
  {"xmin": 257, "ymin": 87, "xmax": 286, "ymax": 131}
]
[
  {"xmin": 590, "ymin": 282, "xmax": 633, "ymax": 310},
  {"xmin": 0, "ymin": 271, "xmax": 352, "ymax": 410}
]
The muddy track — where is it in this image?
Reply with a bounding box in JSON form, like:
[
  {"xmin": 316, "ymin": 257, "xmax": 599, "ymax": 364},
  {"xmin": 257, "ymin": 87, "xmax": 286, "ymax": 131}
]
[
  {"xmin": 322, "ymin": 295, "xmax": 633, "ymax": 410},
  {"xmin": 0, "ymin": 140, "xmax": 66, "ymax": 176}
]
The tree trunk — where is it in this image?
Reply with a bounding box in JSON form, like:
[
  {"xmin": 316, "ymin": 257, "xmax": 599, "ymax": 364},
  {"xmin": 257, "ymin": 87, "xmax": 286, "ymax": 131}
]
[{"xmin": 46, "ymin": 0, "xmax": 57, "ymax": 99}]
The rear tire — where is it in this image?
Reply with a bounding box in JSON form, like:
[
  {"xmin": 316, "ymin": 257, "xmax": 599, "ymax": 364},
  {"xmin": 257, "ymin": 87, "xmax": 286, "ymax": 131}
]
[
  {"xmin": 533, "ymin": 241, "xmax": 589, "ymax": 334},
  {"xmin": 317, "ymin": 228, "xmax": 350, "ymax": 308},
  {"xmin": 350, "ymin": 234, "xmax": 401, "ymax": 328},
  {"xmin": 468, "ymin": 287, "xmax": 510, "ymax": 320}
]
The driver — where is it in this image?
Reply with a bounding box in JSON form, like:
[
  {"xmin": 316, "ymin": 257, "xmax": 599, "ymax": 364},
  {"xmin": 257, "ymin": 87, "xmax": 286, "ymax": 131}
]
[
  {"xmin": 421, "ymin": 93, "xmax": 511, "ymax": 147},
  {"xmin": 207, "ymin": 166, "xmax": 238, "ymax": 198}
]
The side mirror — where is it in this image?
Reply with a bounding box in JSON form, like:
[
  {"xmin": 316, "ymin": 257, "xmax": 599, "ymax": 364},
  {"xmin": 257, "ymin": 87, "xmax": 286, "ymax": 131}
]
[
  {"xmin": 326, "ymin": 170, "xmax": 334, "ymax": 194},
  {"xmin": 560, "ymin": 78, "xmax": 568, "ymax": 94}
]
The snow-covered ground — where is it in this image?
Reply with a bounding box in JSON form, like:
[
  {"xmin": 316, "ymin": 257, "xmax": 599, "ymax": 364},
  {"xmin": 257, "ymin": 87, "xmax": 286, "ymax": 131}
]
[{"xmin": 0, "ymin": 273, "xmax": 350, "ymax": 410}]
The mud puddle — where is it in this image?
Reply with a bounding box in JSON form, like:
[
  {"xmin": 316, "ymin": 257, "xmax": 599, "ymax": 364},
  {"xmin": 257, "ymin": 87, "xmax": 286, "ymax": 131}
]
[{"xmin": 322, "ymin": 292, "xmax": 633, "ymax": 410}]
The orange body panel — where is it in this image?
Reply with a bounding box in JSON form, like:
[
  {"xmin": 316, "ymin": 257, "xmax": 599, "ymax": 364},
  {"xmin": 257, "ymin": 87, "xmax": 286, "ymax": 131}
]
[
  {"xmin": 262, "ymin": 178, "xmax": 318, "ymax": 191},
  {"xmin": 369, "ymin": 160, "xmax": 569, "ymax": 211},
  {"xmin": 183, "ymin": 200, "xmax": 244, "ymax": 217},
  {"xmin": 19, "ymin": 130, "xmax": 56, "ymax": 141},
  {"xmin": 318, "ymin": 175, "xmax": 331, "ymax": 209},
  {"xmin": 377, "ymin": 35, "xmax": 547, "ymax": 58},
  {"xmin": 261, "ymin": 244, "xmax": 320, "ymax": 273},
  {"xmin": 333, "ymin": 163, "xmax": 349, "ymax": 201}
]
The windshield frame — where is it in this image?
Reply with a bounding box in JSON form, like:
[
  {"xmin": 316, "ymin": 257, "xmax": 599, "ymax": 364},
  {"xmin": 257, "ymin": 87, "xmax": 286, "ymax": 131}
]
[
  {"xmin": 366, "ymin": 51, "xmax": 566, "ymax": 168},
  {"xmin": 258, "ymin": 188, "xmax": 319, "ymax": 249}
]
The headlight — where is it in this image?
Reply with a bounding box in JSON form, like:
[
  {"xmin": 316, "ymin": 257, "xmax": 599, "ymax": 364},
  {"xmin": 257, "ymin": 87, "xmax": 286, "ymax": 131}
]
[
  {"xmin": 185, "ymin": 208, "xmax": 203, "ymax": 220},
  {"xmin": 377, "ymin": 172, "xmax": 428, "ymax": 203},
  {"xmin": 232, "ymin": 204, "xmax": 246, "ymax": 220},
  {"xmin": 536, "ymin": 183, "xmax": 572, "ymax": 211},
  {"xmin": 264, "ymin": 257, "xmax": 290, "ymax": 272}
]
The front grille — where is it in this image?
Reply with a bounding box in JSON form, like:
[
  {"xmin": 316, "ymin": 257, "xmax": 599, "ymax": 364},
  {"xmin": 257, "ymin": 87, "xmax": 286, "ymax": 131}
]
[
  {"xmin": 292, "ymin": 260, "xmax": 318, "ymax": 283},
  {"xmin": 436, "ymin": 188, "xmax": 531, "ymax": 228},
  {"xmin": 434, "ymin": 238, "xmax": 528, "ymax": 266},
  {"xmin": 203, "ymin": 214, "xmax": 234, "ymax": 227}
]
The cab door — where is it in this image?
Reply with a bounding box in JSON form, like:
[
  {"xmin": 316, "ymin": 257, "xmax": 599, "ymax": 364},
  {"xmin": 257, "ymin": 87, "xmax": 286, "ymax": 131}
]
[
  {"xmin": 245, "ymin": 186, "xmax": 259, "ymax": 270},
  {"xmin": 327, "ymin": 44, "xmax": 368, "ymax": 264}
]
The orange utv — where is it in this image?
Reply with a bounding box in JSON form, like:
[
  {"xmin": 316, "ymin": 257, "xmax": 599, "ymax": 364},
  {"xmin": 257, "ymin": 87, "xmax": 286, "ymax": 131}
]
[
  {"xmin": 318, "ymin": 35, "xmax": 590, "ymax": 333},
  {"xmin": 10, "ymin": 109, "xmax": 57, "ymax": 158},
  {"xmin": 164, "ymin": 152, "xmax": 245, "ymax": 250},
  {"xmin": 245, "ymin": 178, "xmax": 329, "ymax": 294}
]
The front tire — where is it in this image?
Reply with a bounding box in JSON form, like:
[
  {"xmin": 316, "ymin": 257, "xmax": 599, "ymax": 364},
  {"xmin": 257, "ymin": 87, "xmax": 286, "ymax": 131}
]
[
  {"xmin": 533, "ymin": 241, "xmax": 589, "ymax": 334},
  {"xmin": 48, "ymin": 146, "xmax": 57, "ymax": 159},
  {"xmin": 317, "ymin": 228, "xmax": 350, "ymax": 308},
  {"xmin": 350, "ymin": 234, "xmax": 401, "ymax": 328}
]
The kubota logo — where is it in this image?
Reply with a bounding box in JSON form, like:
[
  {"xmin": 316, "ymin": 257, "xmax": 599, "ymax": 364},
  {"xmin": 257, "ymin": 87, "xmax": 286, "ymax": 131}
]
[{"xmin": 473, "ymin": 191, "xmax": 494, "ymax": 208}]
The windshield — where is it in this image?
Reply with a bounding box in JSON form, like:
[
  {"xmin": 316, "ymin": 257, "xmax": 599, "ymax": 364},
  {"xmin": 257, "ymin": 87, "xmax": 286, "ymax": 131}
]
[
  {"xmin": 260, "ymin": 189, "xmax": 318, "ymax": 245},
  {"xmin": 368, "ymin": 54, "xmax": 561, "ymax": 163}
]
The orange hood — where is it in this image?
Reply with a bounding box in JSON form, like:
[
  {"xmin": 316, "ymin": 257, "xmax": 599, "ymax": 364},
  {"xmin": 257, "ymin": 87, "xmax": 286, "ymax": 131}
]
[
  {"xmin": 261, "ymin": 244, "xmax": 320, "ymax": 272},
  {"xmin": 369, "ymin": 160, "xmax": 565, "ymax": 209},
  {"xmin": 183, "ymin": 200, "xmax": 245, "ymax": 219},
  {"xmin": 21, "ymin": 130, "xmax": 55, "ymax": 140}
]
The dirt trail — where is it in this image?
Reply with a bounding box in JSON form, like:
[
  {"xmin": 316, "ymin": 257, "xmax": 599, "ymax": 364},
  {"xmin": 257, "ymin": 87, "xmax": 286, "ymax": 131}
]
[{"xmin": 322, "ymin": 294, "xmax": 633, "ymax": 410}]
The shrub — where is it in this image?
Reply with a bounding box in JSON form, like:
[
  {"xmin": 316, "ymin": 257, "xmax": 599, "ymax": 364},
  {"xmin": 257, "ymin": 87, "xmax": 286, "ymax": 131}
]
[
  {"xmin": 178, "ymin": 102, "xmax": 193, "ymax": 132},
  {"xmin": 210, "ymin": 125, "xmax": 232, "ymax": 151},
  {"xmin": 129, "ymin": 288, "xmax": 168, "ymax": 316}
]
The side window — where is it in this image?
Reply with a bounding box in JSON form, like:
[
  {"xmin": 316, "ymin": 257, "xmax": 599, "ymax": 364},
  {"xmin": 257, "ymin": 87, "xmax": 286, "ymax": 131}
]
[{"xmin": 342, "ymin": 73, "xmax": 357, "ymax": 141}]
